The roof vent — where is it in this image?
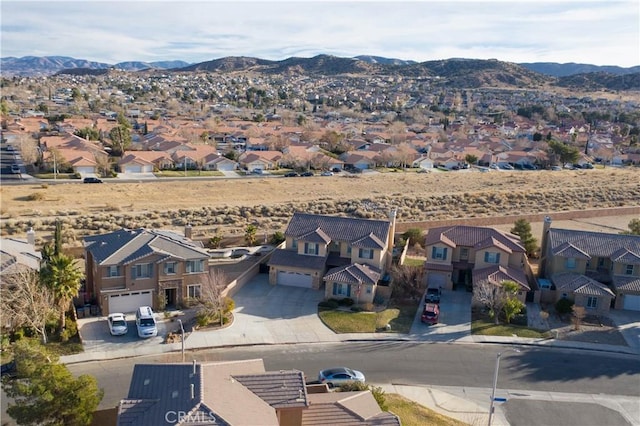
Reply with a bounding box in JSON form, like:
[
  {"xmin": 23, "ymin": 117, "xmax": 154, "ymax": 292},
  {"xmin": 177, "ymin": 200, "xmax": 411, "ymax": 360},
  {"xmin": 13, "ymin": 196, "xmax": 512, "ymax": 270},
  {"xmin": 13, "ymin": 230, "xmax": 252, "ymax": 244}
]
[
  {"xmin": 172, "ymin": 390, "xmax": 179, "ymax": 399},
  {"xmin": 190, "ymin": 384, "xmax": 195, "ymax": 399}
]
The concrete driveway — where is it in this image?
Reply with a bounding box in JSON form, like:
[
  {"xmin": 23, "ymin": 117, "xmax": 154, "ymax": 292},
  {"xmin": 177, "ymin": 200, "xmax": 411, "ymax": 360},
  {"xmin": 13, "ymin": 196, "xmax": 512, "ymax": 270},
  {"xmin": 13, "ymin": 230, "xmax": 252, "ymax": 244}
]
[
  {"xmin": 409, "ymin": 289, "xmax": 472, "ymax": 342},
  {"xmin": 608, "ymin": 309, "xmax": 640, "ymax": 352},
  {"xmin": 186, "ymin": 274, "xmax": 337, "ymax": 348}
]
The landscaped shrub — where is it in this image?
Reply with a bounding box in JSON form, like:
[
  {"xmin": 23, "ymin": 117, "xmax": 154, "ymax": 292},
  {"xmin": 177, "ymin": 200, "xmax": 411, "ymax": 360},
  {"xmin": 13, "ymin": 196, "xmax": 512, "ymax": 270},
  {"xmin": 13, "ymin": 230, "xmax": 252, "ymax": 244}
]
[
  {"xmin": 340, "ymin": 298, "xmax": 355, "ymax": 306},
  {"xmin": 321, "ymin": 300, "xmax": 340, "ymax": 309},
  {"xmin": 555, "ymin": 298, "xmax": 574, "ymax": 315},
  {"xmin": 223, "ymin": 297, "xmax": 235, "ymax": 313},
  {"xmin": 350, "ymin": 306, "xmax": 363, "ymax": 312}
]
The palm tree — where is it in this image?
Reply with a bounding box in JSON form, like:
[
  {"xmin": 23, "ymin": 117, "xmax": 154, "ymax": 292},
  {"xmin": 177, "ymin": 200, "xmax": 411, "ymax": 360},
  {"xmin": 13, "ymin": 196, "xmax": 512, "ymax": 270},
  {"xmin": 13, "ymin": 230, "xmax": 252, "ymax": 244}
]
[{"xmin": 40, "ymin": 253, "xmax": 83, "ymax": 330}]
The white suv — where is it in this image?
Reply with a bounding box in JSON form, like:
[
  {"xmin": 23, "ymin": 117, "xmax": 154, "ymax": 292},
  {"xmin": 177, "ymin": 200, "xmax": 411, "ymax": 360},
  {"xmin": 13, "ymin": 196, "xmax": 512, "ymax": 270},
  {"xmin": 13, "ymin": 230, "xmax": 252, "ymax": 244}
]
[{"xmin": 135, "ymin": 306, "xmax": 158, "ymax": 338}]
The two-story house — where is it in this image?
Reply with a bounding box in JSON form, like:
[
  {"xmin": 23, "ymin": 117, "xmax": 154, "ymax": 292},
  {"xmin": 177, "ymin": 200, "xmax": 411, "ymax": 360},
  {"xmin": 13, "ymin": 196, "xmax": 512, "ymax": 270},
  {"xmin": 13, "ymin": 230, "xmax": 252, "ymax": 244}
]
[
  {"xmin": 423, "ymin": 225, "xmax": 531, "ymax": 303},
  {"xmin": 267, "ymin": 212, "xmax": 396, "ymax": 304},
  {"xmin": 540, "ymin": 217, "xmax": 640, "ymax": 314},
  {"xmin": 83, "ymin": 228, "xmax": 211, "ymax": 315},
  {"xmin": 0, "ymin": 229, "xmax": 40, "ymax": 280},
  {"xmin": 117, "ymin": 359, "xmax": 399, "ymax": 426}
]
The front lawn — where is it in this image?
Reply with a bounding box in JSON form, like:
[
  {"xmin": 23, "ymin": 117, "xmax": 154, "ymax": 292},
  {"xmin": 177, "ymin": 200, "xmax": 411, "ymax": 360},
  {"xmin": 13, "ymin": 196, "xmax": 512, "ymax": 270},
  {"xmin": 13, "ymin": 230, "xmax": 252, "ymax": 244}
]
[
  {"xmin": 154, "ymin": 170, "xmax": 224, "ymax": 177},
  {"xmin": 471, "ymin": 318, "xmax": 551, "ymax": 338},
  {"xmin": 386, "ymin": 393, "xmax": 468, "ymax": 426},
  {"xmin": 318, "ymin": 299, "xmax": 419, "ymax": 334}
]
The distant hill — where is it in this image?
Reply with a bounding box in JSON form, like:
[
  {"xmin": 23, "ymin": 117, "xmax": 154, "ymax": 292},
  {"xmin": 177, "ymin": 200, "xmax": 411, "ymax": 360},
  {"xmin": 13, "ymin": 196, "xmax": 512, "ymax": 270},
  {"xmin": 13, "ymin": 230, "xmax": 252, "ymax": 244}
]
[
  {"xmin": 2, "ymin": 54, "xmax": 638, "ymax": 91},
  {"xmin": 519, "ymin": 62, "xmax": 640, "ymax": 77}
]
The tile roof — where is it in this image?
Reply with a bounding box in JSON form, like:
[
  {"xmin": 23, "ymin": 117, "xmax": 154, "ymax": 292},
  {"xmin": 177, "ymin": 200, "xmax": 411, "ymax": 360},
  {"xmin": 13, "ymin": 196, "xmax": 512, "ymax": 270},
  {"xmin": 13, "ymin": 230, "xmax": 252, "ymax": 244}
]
[
  {"xmin": 299, "ymin": 228, "xmax": 332, "ymax": 244},
  {"xmin": 84, "ymin": 228, "xmax": 209, "ymax": 265},
  {"xmin": 268, "ymin": 249, "xmax": 328, "ymax": 270},
  {"xmin": 233, "ymin": 370, "xmax": 308, "ymax": 409},
  {"xmin": 611, "ymin": 275, "xmax": 640, "ymax": 293},
  {"xmin": 302, "ymin": 392, "xmax": 400, "ymax": 426},
  {"xmin": 548, "ymin": 229, "xmax": 640, "ymax": 260},
  {"xmin": 472, "ymin": 265, "xmax": 530, "ymax": 291},
  {"xmin": 285, "ymin": 213, "xmax": 391, "ymax": 250},
  {"xmin": 551, "ymin": 273, "xmax": 615, "ymax": 297},
  {"xmin": 424, "ymin": 262, "xmax": 453, "ymax": 272},
  {"xmin": 425, "ymin": 226, "xmax": 525, "ymax": 253},
  {"xmin": 324, "ymin": 263, "xmax": 382, "ymax": 285},
  {"xmin": 0, "ymin": 237, "xmax": 41, "ymax": 275}
]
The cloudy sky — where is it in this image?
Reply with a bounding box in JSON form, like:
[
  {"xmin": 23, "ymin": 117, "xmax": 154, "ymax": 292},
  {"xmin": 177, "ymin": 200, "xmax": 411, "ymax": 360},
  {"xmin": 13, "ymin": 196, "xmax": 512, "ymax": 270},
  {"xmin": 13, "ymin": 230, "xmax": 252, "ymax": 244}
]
[{"xmin": 2, "ymin": 1, "xmax": 639, "ymax": 67}]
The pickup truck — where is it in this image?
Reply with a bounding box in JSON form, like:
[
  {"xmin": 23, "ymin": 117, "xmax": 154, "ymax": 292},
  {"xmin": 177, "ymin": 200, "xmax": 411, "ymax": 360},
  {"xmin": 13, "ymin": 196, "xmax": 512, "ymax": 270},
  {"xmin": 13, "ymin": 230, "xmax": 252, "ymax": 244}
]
[{"xmin": 424, "ymin": 287, "xmax": 441, "ymax": 303}]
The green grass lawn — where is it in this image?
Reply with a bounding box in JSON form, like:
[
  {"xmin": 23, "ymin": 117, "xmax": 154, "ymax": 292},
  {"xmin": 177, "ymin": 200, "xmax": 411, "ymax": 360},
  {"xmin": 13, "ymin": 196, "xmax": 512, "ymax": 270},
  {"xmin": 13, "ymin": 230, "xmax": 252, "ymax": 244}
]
[
  {"xmin": 385, "ymin": 393, "xmax": 468, "ymax": 426},
  {"xmin": 402, "ymin": 257, "xmax": 425, "ymax": 267},
  {"xmin": 154, "ymin": 170, "xmax": 223, "ymax": 177},
  {"xmin": 471, "ymin": 318, "xmax": 551, "ymax": 338},
  {"xmin": 318, "ymin": 299, "xmax": 419, "ymax": 334}
]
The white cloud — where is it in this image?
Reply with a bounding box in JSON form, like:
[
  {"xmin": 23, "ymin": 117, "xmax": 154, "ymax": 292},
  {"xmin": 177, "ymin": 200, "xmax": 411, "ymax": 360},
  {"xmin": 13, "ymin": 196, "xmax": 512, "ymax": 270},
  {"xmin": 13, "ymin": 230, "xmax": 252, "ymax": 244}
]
[{"xmin": 1, "ymin": 0, "xmax": 638, "ymax": 66}]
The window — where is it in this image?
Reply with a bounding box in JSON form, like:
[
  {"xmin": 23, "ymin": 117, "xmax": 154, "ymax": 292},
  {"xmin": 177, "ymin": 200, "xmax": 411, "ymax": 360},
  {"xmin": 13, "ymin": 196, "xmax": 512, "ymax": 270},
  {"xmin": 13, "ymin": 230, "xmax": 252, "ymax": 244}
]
[
  {"xmin": 625, "ymin": 264, "xmax": 634, "ymax": 275},
  {"xmin": 460, "ymin": 248, "xmax": 469, "ymax": 260},
  {"xmin": 188, "ymin": 284, "xmax": 201, "ymax": 299},
  {"xmin": 484, "ymin": 251, "xmax": 500, "ymax": 264},
  {"xmin": 304, "ymin": 242, "xmax": 319, "ymax": 255},
  {"xmin": 565, "ymin": 258, "xmax": 576, "ymax": 269},
  {"xmin": 586, "ymin": 296, "xmax": 598, "ymax": 309},
  {"xmin": 186, "ymin": 260, "xmax": 204, "ymax": 273},
  {"xmin": 359, "ymin": 248, "xmax": 374, "ymax": 259},
  {"xmin": 366, "ymin": 286, "xmax": 372, "ymax": 294},
  {"xmin": 332, "ymin": 283, "xmax": 351, "ymax": 297},
  {"xmin": 107, "ymin": 265, "xmax": 119, "ymax": 277},
  {"xmin": 164, "ymin": 262, "xmax": 177, "ymax": 275},
  {"xmin": 347, "ymin": 246, "xmax": 352, "ymax": 255},
  {"xmin": 131, "ymin": 263, "xmax": 152, "ymax": 279},
  {"xmin": 292, "ymin": 240, "xmax": 298, "ymax": 250},
  {"xmin": 431, "ymin": 247, "xmax": 448, "ymax": 260}
]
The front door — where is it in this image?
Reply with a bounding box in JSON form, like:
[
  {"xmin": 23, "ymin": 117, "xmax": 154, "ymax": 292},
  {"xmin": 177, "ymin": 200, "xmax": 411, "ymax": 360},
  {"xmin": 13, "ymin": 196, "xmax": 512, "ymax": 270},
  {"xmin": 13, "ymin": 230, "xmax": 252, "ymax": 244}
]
[{"xmin": 165, "ymin": 288, "xmax": 177, "ymax": 308}]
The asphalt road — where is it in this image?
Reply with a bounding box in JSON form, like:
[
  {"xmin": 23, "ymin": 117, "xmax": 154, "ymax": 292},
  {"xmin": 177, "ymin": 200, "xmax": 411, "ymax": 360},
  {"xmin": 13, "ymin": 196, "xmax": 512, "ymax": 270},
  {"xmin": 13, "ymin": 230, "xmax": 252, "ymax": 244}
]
[{"xmin": 61, "ymin": 342, "xmax": 639, "ymax": 425}]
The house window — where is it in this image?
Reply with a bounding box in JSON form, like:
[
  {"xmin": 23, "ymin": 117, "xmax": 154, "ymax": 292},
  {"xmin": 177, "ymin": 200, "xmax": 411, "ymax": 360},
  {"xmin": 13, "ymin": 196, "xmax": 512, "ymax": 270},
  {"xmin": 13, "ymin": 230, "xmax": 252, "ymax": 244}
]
[
  {"xmin": 625, "ymin": 264, "xmax": 634, "ymax": 275},
  {"xmin": 304, "ymin": 242, "xmax": 319, "ymax": 255},
  {"xmin": 164, "ymin": 262, "xmax": 177, "ymax": 275},
  {"xmin": 347, "ymin": 246, "xmax": 352, "ymax": 255},
  {"xmin": 188, "ymin": 284, "xmax": 201, "ymax": 299},
  {"xmin": 186, "ymin": 260, "xmax": 204, "ymax": 273},
  {"xmin": 132, "ymin": 263, "xmax": 152, "ymax": 279},
  {"xmin": 366, "ymin": 286, "xmax": 372, "ymax": 294},
  {"xmin": 460, "ymin": 248, "xmax": 469, "ymax": 260},
  {"xmin": 292, "ymin": 240, "xmax": 298, "ymax": 250},
  {"xmin": 484, "ymin": 252, "xmax": 500, "ymax": 264},
  {"xmin": 359, "ymin": 248, "xmax": 374, "ymax": 259},
  {"xmin": 332, "ymin": 283, "xmax": 351, "ymax": 297},
  {"xmin": 565, "ymin": 258, "xmax": 576, "ymax": 269},
  {"xmin": 432, "ymin": 247, "xmax": 448, "ymax": 260},
  {"xmin": 586, "ymin": 296, "xmax": 598, "ymax": 309},
  {"xmin": 107, "ymin": 265, "xmax": 120, "ymax": 277}
]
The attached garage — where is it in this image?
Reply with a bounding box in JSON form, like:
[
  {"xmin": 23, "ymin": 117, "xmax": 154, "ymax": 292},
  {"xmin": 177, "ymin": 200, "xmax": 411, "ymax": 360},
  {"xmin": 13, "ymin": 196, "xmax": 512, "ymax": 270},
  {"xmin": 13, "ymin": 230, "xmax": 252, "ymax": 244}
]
[
  {"xmin": 123, "ymin": 164, "xmax": 153, "ymax": 174},
  {"xmin": 75, "ymin": 166, "xmax": 95, "ymax": 175},
  {"xmin": 277, "ymin": 271, "xmax": 313, "ymax": 288},
  {"xmin": 622, "ymin": 294, "xmax": 640, "ymax": 311},
  {"xmin": 107, "ymin": 290, "xmax": 153, "ymax": 314},
  {"xmin": 217, "ymin": 162, "xmax": 235, "ymax": 171},
  {"xmin": 428, "ymin": 273, "xmax": 446, "ymax": 288}
]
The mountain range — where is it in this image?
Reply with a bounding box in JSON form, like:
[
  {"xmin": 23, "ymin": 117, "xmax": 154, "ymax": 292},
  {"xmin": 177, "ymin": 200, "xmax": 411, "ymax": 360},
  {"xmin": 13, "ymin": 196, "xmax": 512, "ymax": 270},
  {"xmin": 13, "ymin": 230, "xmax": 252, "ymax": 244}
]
[{"xmin": 1, "ymin": 55, "xmax": 639, "ymax": 91}]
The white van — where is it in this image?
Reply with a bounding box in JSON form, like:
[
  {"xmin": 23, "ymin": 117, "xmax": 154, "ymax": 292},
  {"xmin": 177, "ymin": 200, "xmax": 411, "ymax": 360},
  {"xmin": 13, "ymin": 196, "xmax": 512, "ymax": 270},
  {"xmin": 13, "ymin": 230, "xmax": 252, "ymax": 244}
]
[{"xmin": 135, "ymin": 306, "xmax": 158, "ymax": 338}]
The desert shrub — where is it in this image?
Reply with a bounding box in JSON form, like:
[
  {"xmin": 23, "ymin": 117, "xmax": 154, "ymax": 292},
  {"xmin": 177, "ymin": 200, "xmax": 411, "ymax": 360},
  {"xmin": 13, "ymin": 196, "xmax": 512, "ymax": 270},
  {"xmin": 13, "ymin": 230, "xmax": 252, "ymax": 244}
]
[
  {"xmin": 402, "ymin": 228, "xmax": 425, "ymax": 247},
  {"xmin": 269, "ymin": 231, "xmax": 285, "ymax": 245},
  {"xmin": 350, "ymin": 306, "xmax": 363, "ymax": 312},
  {"xmin": 40, "ymin": 184, "xmax": 49, "ymax": 189},
  {"xmin": 321, "ymin": 300, "xmax": 340, "ymax": 309},
  {"xmin": 362, "ymin": 303, "xmax": 375, "ymax": 312},
  {"xmin": 195, "ymin": 311, "xmax": 214, "ymax": 327},
  {"xmin": 555, "ymin": 298, "xmax": 574, "ymax": 315},
  {"xmin": 223, "ymin": 297, "xmax": 235, "ymax": 313},
  {"xmin": 26, "ymin": 192, "xmax": 45, "ymax": 201}
]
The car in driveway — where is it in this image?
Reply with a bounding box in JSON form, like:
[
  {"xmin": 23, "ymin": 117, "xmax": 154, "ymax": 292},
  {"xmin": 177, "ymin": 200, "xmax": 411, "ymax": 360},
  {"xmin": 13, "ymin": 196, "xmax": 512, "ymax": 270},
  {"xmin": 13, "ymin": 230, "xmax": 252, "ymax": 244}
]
[
  {"xmin": 318, "ymin": 367, "xmax": 365, "ymax": 387},
  {"xmin": 10, "ymin": 164, "xmax": 20, "ymax": 174},
  {"xmin": 301, "ymin": 171, "xmax": 314, "ymax": 177},
  {"xmin": 284, "ymin": 172, "xmax": 298, "ymax": 177},
  {"xmin": 83, "ymin": 177, "xmax": 103, "ymax": 183},
  {"xmin": 425, "ymin": 287, "xmax": 441, "ymax": 303},
  {"xmin": 107, "ymin": 313, "xmax": 129, "ymax": 336},
  {"xmin": 421, "ymin": 303, "xmax": 440, "ymax": 325},
  {"xmin": 320, "ymin": 171, "xmax": 333, "ymax": 176}
]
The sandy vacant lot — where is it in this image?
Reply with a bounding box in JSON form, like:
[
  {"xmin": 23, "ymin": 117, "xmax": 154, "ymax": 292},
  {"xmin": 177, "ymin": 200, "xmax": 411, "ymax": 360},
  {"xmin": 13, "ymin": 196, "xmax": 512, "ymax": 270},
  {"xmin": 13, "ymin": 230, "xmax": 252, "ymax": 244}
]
[{"xmin": 1, "ymin": 168, "xmax": 639, "ymax": 241}]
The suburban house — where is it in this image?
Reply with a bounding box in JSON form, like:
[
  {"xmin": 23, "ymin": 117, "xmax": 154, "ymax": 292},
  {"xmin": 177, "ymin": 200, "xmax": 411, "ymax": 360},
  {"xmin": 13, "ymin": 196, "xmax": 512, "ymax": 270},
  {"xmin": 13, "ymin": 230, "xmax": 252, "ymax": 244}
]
[
  {"xmin": 117, "ymin": 358, "xmax": 399, "ymax": 426},
  {"xmin": 268, "ymin": 212, "xmax": 396, "ymax": 304},
  {"xmin": 0, "ymin": 230, "xmax": 41, "ymax": 279},
  {"xmin": 539, "ymin": 217, "xmax": 640, "ymax": 313},
  {"xmin": 423, "ymin": 225, "xmax": 531, "ymax": 303},
  {"xmin": 238, "ymin": 150, "xmax": 283, "ymax": 171},
  {"xmin": 40, "ymin": 133, "xmax": 110, "ymax": 176},
  {"xmin": 83, "ymin": 228, "xmax": 211, "ymax": 315}
]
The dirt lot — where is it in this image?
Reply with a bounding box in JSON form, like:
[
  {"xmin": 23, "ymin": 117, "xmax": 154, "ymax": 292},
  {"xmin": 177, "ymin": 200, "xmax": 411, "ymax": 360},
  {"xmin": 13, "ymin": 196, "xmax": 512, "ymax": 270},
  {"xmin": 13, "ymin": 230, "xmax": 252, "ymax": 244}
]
[{"xmin": 1, "ymin": 167, "xmax": 639, "ymax": 243}]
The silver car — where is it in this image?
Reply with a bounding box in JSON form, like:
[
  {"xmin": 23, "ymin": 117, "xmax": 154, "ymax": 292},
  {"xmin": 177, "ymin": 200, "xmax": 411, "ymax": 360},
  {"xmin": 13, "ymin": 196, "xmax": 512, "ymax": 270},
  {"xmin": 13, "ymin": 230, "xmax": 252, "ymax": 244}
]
[
  {"xmin": 318, "ymin": 367, "xmax": 365, "ymax": 387},
  {"xmin": 107, "ymin": 313, "xmax": 128, "ymax": 336}
]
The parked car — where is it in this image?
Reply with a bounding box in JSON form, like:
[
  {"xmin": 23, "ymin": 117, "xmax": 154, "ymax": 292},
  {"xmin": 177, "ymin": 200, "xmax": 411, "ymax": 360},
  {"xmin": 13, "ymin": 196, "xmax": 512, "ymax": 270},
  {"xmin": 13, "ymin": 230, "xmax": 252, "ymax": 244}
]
[
  {"xmin": 551, "ymin": 165, "xmax": 563, "ymax": 171},
  {"xmin": 421, "ymin": 303, "xmax": 440, "ymax": 325},
  {"xmin": 424, "ymin": 287, "xmax": 441, "ymax": 304},
  {"xmin": 284, "ymin": 172, "xmax": 298, "ymax": 177},
  {"xmin": 135, "ymin": 306, "xmax": 158, "ymax": 338},
  {"xmin": 321, "ymin": 171, "xmax": 333, "ymax": 176},
  {"xmin": 318, "ymin": 367, "xmax": 365, "ymax": 387},
  {"xmin": 10, "ymin": 164, "xmax": 20, "ymax": 174},
  {"xmin": 251, "ymin": 168, "xmax": 263, "ymax": 174},
  {"xmin": 301, "ymin": 171, "xmax": 314, "ymax": 177},
  {"xmin": 489, "ymin": 163, "xmax": 499, "ymax": 170},
  {"xmin": 83, "ymin": 177, "xmax": 103, "ymax": 183},
  {"xmin": 500, "ymin": 164, "xmax": 514, "ymax": 170},
  {"xmin": 331, "ymin": 167, "xmax": 342, "ymax": 173},
  {"xmin": 583, "ymin": 163, "xmax": 594, "ymax": 169},
  {"xmin": 107, "ymin": 313, "xmax": 129, "ymax": 336}
]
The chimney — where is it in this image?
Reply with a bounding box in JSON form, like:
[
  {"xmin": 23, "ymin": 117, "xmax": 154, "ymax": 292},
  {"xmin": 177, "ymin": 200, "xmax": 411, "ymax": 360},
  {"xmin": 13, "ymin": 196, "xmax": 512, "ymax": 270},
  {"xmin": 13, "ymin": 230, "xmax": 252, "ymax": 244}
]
[
  {"xmin": 539, "ymin": 216, "xmax": 552, "ymax": 277},
  {"xmin": 184, "ymin": 223, "xmax": 192, "ymax": 239},
  {"xmin": 26, "ymin": 227, "xmax": 36, "ymax": 246},
  {"xmin": 387, "ymin": 209, "xmax": 397, "ymax": 269}
]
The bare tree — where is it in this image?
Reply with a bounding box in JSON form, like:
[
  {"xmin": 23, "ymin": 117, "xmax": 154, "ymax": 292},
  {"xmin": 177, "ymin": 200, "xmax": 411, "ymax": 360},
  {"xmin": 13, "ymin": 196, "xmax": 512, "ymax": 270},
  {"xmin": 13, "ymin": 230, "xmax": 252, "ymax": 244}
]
[
  {"xmin": 194, "ymin": 268, "xmax": 228, "ymax": 325},
  {"xmin": 474, "ymin": 280, "xmax": 521, "ymax": 324},
  {"xmin": 1, "ymin": 268, "xmax": 56, "ymax": 343},
  {"xmin": 390, "ymin": 264, "xmax": 424, "ymax": 301},
  {"xmin": 572, "ymin": 306, "xmax": 586, "ymax": 330}
]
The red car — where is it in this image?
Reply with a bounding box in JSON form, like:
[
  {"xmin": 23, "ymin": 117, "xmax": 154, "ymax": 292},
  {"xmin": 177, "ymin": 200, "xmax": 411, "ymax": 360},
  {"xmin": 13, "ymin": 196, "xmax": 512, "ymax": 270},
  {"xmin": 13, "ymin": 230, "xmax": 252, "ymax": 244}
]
[{"xmin": 421, "ymin": 303, "xmax": 440, "ymax": 325}]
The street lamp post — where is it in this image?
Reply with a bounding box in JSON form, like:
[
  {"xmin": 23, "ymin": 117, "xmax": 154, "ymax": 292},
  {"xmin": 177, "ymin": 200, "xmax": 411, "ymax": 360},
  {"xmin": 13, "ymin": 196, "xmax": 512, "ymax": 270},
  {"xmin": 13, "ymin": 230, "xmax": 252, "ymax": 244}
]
[
  {"xmin": 488, "ymin": 348, "xmax": 520, "ymax": 426},
  {"xmin": 177, "ymin": 319, "xmax": 185, "ymax": 362}
]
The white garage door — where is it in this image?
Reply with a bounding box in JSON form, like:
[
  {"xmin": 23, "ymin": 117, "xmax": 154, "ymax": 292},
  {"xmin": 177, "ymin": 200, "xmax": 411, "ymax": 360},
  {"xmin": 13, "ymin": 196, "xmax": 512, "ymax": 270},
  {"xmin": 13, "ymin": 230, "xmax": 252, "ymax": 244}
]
[
  {"xmin": 76, "ymin": 166, "xmax": 95, "ymax": 175},
  {"xmin": 108, "ymin": 290, "xmax": 153, "ymax": 314},
  {"xmin": 124, "ymin": 164, "xmax": 143, "ymax": 173},
  {"xmin": 217, "ymin": 163, "xmax": 235, "ymax": 171},
  {"xmin": 277, "ymin": 271, "xmax": 313, "ymax": 288},
  {"xmin": 428, "ymin": 273, "xmax": 446, "ymax": 288},
  {"xmin": 623, "ymin": 294, "xmax": 640, "ymax": 311}
]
